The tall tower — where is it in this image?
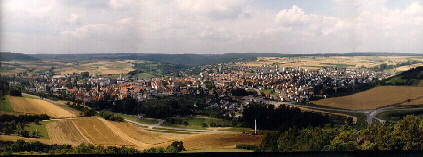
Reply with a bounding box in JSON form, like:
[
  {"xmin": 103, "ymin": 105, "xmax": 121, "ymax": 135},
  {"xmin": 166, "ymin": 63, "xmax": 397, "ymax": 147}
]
[{"xmin": 254, "ymin": 119, "xmax": 257, "ymax": 134}]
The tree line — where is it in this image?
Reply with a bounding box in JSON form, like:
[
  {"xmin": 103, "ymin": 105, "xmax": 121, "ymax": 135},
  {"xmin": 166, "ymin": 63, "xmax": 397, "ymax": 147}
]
[{"xmin": 0, "ymin": 140, "xmax": 186, "ymax": 155}]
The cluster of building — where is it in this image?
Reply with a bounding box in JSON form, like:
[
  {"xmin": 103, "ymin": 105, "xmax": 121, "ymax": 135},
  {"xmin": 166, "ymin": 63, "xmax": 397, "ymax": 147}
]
[{"xmin": 21, "ymin": 63, "xmax": 389, "ymax": 110}]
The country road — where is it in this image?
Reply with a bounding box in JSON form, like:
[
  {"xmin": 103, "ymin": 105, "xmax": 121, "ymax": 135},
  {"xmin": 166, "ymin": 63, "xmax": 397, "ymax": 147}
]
[{"xmin": 25, "ymin": 93, "xmax": 423, "ymax": 125}]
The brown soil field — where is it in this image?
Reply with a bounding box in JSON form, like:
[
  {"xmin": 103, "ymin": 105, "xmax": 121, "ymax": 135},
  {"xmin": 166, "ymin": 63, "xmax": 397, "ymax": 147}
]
[
  {"xmin": 182, "ymin": 133, "xmax": 262, "ymax": 150},
  {"xmin": 7, "ymin": 96, "xmax": 77, "ymax": 118},
  {"xmin": 312, "ymin": 86, "xmax": 423, "ymax": 110}
]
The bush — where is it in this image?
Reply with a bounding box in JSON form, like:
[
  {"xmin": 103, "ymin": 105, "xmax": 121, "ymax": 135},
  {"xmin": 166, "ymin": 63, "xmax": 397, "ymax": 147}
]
[
  {"xmin": 9, "ymin": 88, "xmax": 22, "ymax": 96},
  {"xmin": 99, "ymin": 111, "xmax": 124, "ymax": 122},
  {"xmin": 166, "ymin": 141, "xmax": 185, "ymax": 153},
  {"xmin": 202, "ymin": 123, "xmax": 208, "ymax": 128},
  {"xmin": 210, "ymin": 122, "xmax": 216, "ymax": 127},
  {"xmin": 236, "ymin": 144, "xmax": 259, "ymax": 151}
]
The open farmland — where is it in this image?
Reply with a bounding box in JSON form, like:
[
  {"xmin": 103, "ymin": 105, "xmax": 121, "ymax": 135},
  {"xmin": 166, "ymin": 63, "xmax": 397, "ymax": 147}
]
[
  {"xmin": 43, "ymin": 117, "xmax": 262, "ymax": 151},
  {"xmin": 7, "ymin": 96, "xmax": 78, "ymax": 118},
  {"xmin": 312, "ymin": 86, "xmax": 423, "ymax": 110},
  {"xmin": 243, "ymin": 56, "xmax": 423, "ymax": 72}
]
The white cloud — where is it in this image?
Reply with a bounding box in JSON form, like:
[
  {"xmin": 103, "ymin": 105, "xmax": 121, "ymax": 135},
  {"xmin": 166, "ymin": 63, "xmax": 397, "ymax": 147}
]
[{"xmin": 1, "ymin": 0, "xmax": 423, "ymax": 53}]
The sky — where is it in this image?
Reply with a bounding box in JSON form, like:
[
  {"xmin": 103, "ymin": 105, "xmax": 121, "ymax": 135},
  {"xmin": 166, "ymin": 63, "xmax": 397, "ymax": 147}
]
[{"xmin": 1, "ymin": 0, "xmax": 423, "ymax": 54}]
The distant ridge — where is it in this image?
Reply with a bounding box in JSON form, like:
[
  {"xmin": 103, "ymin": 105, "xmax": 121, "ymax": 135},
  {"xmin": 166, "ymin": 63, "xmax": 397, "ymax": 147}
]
[
  {"xmin": 3, "ymin": 52, "xmax": 423, "ymax": 65},
  {"xmin": 0, "ymin": 52, "xmax": 39, "ymax": 61}
]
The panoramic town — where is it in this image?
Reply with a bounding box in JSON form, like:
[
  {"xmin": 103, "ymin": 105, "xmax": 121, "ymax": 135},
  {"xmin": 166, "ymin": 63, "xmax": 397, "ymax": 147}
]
[{"xmin": 1, "ymin": 0, "xmax": 423, "ymax": 155}]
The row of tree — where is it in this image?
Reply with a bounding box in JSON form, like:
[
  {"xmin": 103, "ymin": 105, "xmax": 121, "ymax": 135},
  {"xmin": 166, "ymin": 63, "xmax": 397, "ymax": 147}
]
[
  {"xmin": 258, "ymin": 115, "xmax": 423, "ymax": 152},
  {"xmin": 0, "ymin": 140, "xmax": 139, "ymax": 155},
  {"xmin": 0, "ymin": 140, "xmax": 186, "ymax": 155}
]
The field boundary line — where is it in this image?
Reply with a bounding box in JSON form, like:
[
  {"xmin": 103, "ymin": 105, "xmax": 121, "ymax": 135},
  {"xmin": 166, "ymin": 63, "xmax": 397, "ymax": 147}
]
[{"xmin": 70, "ymin": 119, "xmax": 93, "ymax": 145}]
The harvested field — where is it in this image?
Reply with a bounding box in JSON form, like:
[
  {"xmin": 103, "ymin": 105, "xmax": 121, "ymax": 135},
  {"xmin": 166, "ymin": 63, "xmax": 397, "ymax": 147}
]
[
  {"xmin": 46, "ymin": 119, "xmax": 89, "ymax": 145},
  {"xmin": 182, "ymin": 133, "xmax": 262, "ymax": 150},
  {"xmin": 46, "ymin": 117, "xmax": 178, "ymax": 150},
  {"xmin": 7, "ymin": 96, "xmax": 77, "ymax": 118},
  {"xmin": 70, "ymin": 117, "xmax": 132, "ymax": 146},
  {"xmin": 312, "ymin": 86, "xmax": 423, "ymax": 110}
]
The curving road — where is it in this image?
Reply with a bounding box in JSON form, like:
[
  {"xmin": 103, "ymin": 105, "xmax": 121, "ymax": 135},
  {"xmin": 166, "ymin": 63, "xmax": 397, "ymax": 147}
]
[{"xmin": 259, "ymin": 98, "xmax": 423, "ymax": 124}]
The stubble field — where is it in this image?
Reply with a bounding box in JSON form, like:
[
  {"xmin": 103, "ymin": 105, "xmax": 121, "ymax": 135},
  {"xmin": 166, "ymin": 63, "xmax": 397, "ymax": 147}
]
[
  {"xmin": 7, "ymin": 96, "xmax": 78, "ymax": 118},
  {"xmin": 312, "ymin": 86, "xmax": 423, "ymax": 110}
]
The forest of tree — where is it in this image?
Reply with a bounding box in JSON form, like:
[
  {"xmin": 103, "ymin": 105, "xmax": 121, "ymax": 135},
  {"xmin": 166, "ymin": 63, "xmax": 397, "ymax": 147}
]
[
  {"xmin": 240, "ymin": 103, "xmax": 349, "ymax": 131},
  {"xmin": 258, "ymin": 115, "xmax": 423, "ymax": 152}
]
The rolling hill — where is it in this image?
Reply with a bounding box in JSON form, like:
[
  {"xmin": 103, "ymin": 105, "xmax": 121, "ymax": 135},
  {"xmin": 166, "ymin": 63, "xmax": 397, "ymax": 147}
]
[
  {"xmin": 383, "ymin": 66, "xmax": 423, "ymax": 86},
  {"xmin": 0, "ymin": 52, "xmax": 39, "ymax": 61}
]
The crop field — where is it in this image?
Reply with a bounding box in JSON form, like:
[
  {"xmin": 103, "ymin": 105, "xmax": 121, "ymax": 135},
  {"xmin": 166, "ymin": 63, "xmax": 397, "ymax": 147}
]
[
  {"xmin": 0, "ymin": 60, "xmax": 144, "ymax": 76},
  {"xmin": 58, "ymin": 60, "xmax": 138, "ymax": 75},
  {"xmin": 7, "ymin": 96, "xmax": 78, "ymax": 118},
  {"xmin": 312, "ymin": 86, "xmax": 423, "ymax": 110},
  {"xmin": 243, "ymin": 56, "xmax": 423, "ymax": 72},
  {"xmin": 45, "ymin": 117, "xmax": 179, "ymax": 150},
  {"xmin": 181, "ymin": 133, "xmax": 262, "ymax": 150}
]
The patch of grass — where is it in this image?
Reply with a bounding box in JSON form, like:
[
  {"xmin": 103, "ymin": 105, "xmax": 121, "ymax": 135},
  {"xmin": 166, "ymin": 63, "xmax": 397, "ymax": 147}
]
[
  {"xmin": 320, "ymin": 63, "xmax": 355, "ymax": 68},
  {"xmin": 162, "ymin": 117, "xmax": 233, "ymax": 130},
  {"xmin": 150, "ymin": 127, "xmax": 193, "ymax": 134},
  {"xmin": 183, "ymin": 148, "xmax": 254, "ymax": 152},
  {"xmin": 376, "ymin": 109, "xmax": 423, "ymax": 121},
  {"xmin": 22, "ymin": 94, "xmax": 39, "ymax": 99},
  {"xmin": 24, "ymin": 121, "xmax": 50, "ymax": 139},
  {"xmin": 119, "ymin": 114, "xmax": 158, "ymax": 124},
  {"xmin": 0, "ymin": 96, "xmax": 13, "ymax": 112}
]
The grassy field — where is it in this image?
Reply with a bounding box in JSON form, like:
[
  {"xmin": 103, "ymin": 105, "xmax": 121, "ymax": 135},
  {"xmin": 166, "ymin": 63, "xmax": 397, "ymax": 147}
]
[
  {"xmin": 162, "ymin": 117, "xmax": 233, "ymax": 130},
  {"xmin": 116, "ymin": 113, "xmax": 159, "ymax": 125},
  {"xmin": 376, "ymin": 109, "xmax": 423, "ymax": 121},
  {"xmin": 0, "ymin": 96, "xmax": 13, "ymax": 112},
  {"xmin": 312, "ymin": 86, "xmax": 423, "ymax": 110},
  {"xmin": 7, "ymin": 96, "xmax": 78, "ymax": 118},
  {"xmin": 24, "ymin": 121, "xmax": 50, "ymax": 139}
]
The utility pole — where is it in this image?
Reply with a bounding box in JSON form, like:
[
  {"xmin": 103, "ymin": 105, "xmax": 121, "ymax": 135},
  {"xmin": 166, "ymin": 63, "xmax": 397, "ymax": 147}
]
[{"xmin": 254, "ymin": 119, "xmax": 257, "ymax": 135}]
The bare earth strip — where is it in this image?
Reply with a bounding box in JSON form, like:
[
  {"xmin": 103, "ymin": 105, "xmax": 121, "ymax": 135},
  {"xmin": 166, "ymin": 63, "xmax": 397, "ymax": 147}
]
[
  {"xmin": 7, "ymin": 96, "xmax": 77, "ymax": 118},
  {"xmin": 181, "ymin": 133, "xmax": 262, "ymax": 150},
  {"xmin": 313, "ymin": 86, "xmax": 423, "ymax": 110}
]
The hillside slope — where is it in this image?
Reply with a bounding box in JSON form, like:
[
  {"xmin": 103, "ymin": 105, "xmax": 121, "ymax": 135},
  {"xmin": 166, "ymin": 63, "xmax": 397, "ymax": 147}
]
[{"xmin": 383, "ymin": 66, "xmax": 423, "ymax": 86}]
